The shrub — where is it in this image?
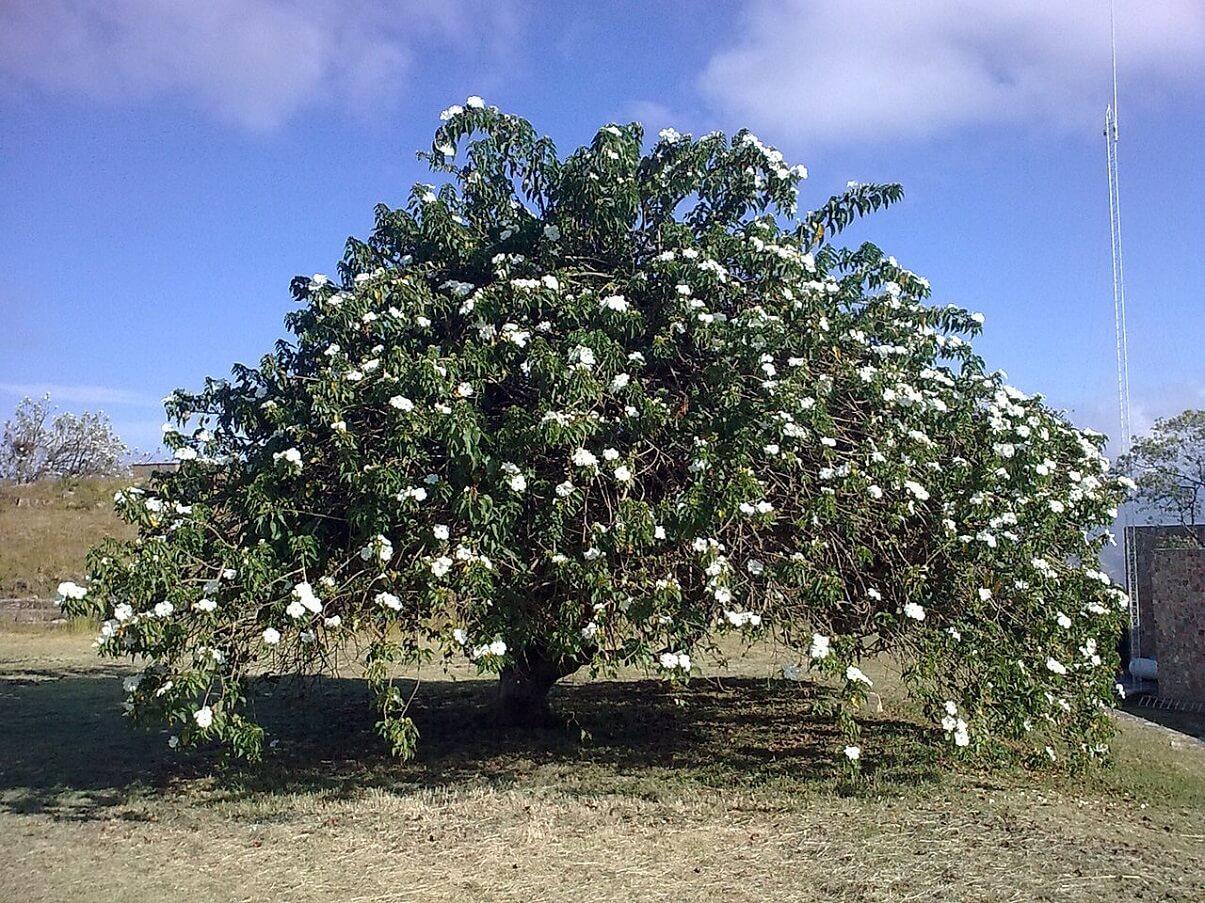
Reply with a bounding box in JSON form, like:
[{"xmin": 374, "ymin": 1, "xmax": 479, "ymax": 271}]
[{"xmin": 62, "ymin": 100, "xmax": 1130, "ymax": 771}]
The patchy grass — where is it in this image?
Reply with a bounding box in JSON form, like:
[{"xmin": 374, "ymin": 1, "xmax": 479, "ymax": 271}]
[
  {"xmin": 1, "ymin": 629, "xmax": 1202, "ymax": 902},
  {"xmin": 0, "ymin": 479, "xmax": 132, "ymax": 598}
]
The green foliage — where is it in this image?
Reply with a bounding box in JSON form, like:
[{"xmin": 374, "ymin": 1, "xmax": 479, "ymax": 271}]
[{"xmin": 61, "ymin": 100, "xmax": 1130, "ymax": 772}]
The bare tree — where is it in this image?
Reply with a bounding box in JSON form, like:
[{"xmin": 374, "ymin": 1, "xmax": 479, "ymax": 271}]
[{"xmin": 0, "ymin": 394, "xmax": 129, "ymax": 483}]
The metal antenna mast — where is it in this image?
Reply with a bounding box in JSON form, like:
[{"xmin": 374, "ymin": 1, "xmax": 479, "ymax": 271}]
[{"xmin": 1105, "ymin": 0, "xmax": 1140, "ymax": 657}]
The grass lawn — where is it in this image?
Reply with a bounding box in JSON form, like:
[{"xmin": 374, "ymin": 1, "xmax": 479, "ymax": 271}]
[{"xmin": 1, "ymin": 627, "xmax": 1202, "ymax": 902}]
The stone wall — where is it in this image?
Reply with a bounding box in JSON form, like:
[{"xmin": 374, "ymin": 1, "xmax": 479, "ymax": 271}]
[
  {"xmin": 1150, "ymin": 547, "xmax": 1205, "ymax": 705},
  {"xmin": 1131, "ymin": 524, "xmax": 1205, "ymax": 661}
]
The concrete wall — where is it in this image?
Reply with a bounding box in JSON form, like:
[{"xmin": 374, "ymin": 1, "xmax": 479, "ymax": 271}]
[{"xmin": 1150, "ymin": 547, "xmax": 1205, "ymax": 704}]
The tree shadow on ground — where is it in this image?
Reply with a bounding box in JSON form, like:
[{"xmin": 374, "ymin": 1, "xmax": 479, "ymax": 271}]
[{"xmin": 0, "ymin": 667, "xmax": 942, "ymax": 821}]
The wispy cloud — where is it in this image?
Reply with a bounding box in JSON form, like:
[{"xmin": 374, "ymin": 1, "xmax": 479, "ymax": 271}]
[
  {"xmin": 699, "ymin": 0, "xmax": 1205, "ymax": 146},
  {"xmin": 0, "ymin": 1, "xmax": 521, "ymax": 132},
  {"xmin": 0, "ymin": 383, "xmax": 161, "ymax": 409}
]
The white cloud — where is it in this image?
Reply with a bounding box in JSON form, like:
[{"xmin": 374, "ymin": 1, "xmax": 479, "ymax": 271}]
[
  {"xmin": 0, "ymin": 1, "xmax": 519, "ymax": 131},
  {"xmin": 700, "ymin": 0, "xmax": 1205, "ymax": 146},
  {"xmin": 0, "ymin": 383, "xmax": 160, "ymax": 409}
]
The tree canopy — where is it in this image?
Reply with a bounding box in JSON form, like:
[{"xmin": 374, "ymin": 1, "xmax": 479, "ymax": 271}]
[
  {"xmin": 1, "ymin": 394, "xmax": 128, "ymax": 483},
  {"xmin": 61, "ymin": 99, "xmax": 1131, "ymax": 772},
  {"xmin": 1120, "ymin": 408, "xmax": 1204, "ymax": 542}
]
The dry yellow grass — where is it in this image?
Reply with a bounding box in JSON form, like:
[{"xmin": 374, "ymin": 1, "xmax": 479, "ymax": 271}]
[
  {"xmin": 1, "ymin": 628, "xmax": 1202, "ymax": 903},
  {"xmin": 0, "ymin": 479, "xmax": 132, "ymax": 597}
]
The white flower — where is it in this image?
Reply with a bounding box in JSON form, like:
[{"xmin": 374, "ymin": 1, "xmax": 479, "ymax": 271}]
[
  {"xmin": 433, "ymin": 524, "xmax": 450, "ymax": 541},
  {"xmin": 846, "ymin": 665, "xmax": 872, "ymax": 686},
  {"xmin": 360, "ymin": 534, "xmax": 394, "ymax": 562},
  {"xmin": 376, "ymin": 591, "xmax": 403, "ymax": 611},
  {"xmin": 455, "ymin": 382, "xmax": 474, "ymax": 398},
  {"xmin": 273, "ymin": 447, "xmax": 303, "ymax": 470},
  {"xmin": 555, "ymin": 480, "xmax": 575, "ymax": 497},
  {"xmin": 389, "ymin": 395, "xmax": 414, "ymax": 412},
  {"xmin": 174, "ymin": 447, "xmax": 197, "ymax": 461},
  {"xmin": 114, "ymin": 602, "xmax": 133, "ymax": 621},
  {"xmin": 978, "ymin": 587, "xmax": 993, "ymax": 602},
  {"xmin": 569, "ymin": 345, "xmax": 596, "ymax": 369},
  {"xmin": 543, "ymin": 224, "xmax": 561, "ymax": 241},
  {"xmin": 507, "ymin": 470, "xmax": 527, "ymax": 492},
  {"xmin": 57, "ymin": 581, "xmax": 87, "ymax": 601},
  {"xmin": 431, "ymin": 556, "xmax": 454, "ymax": 578},
  {"xmin": 572, "ymin": 448, "xmax": 599, "ymax": 468},
  {"xmin": 724, "ymin": 610, "xmax": 762, "ymax": 628},
  {"xmin": 286, "ymin": 598, "xmax": 307, "ymax": 619},
  {"xmin": 600, "ymin": 294, "xmax": 629, "ymax": 312},
  {"xmin": 659, "ymin": 651, "xmax": 692, "ymax": 672},
  {"xmin": 292, "ymin": 581, "xmax": 322, "ymax": 614},
  {"xmin": 613, "ymin": 464, "xmax": 633, "ymax": 483},
  {"xmin": 193, "ymin": 706, "xmax": 213, "ymax": 729},
  {"xmin": 810, "ymin": 634, "xmax": 831, "ymax": 659},
  {"xmin": 154, "ymin": 600, "xmax": 174, "ymax": 618},
  {"xmin": 440, "ymin": 104, "xmax": 463, "ymax": 120},
  {"xmin": 902, "ymin": 602, "xmax": 925, "ymax": 621},
  {"xmin": 466, "ymin": 95, "xmax": 485, "ymax": 109},
  {"xmin": 1057, "ymin": 612, "xmax": 1072, "ymax": 629},
  {"xmin": 1045, "ymin": 657, "xmax": 1067, "ymax": 675},
  {"xmin": 844, "ymin": 745, "xmax": 861, "ymax": 761},
  {"xmin": 583, "ymin": 546, "xmax": 603, "ymax": 561},
  {"xmin": 262, "ymin": 627, "xmax": 281, "ymax": 645},
  {"xmin": 610, "ymin": 373, "xmax": 630, "ymax": 391},
  {"xmin": 654, "ymin": 525, "xmax": 667, "ymax": 540},
  {"xmin": 903, "ymin": 480, "xmax": 929, "ymax": 501}
]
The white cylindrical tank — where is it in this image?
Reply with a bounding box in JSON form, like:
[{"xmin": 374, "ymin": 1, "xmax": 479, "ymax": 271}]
[{"xmin": 1128, "ymin": 657, "xmax": 1158, "ymax": 680}]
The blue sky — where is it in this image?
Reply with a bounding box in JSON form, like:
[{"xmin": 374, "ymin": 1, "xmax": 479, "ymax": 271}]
[{"xmin": 1, "ymin": 0, "xmax": 1202, "ymax": 455}]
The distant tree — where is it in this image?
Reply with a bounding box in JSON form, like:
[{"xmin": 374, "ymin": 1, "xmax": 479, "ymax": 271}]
[
  {"xmin": 63, "ymin": 101, "xmax": 1129, "ymax": 774},
  {"xmin": 0, "ymin": 394, "xmax": 128, "ymax": 483},
  {"xmin": 1120, "ymin": 409, "xmax": 1205, "ymax": 544}
]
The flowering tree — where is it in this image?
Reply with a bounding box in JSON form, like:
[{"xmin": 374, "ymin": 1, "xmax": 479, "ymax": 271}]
[
  {"xmin": 62, "ymin": 100, "xmax": 1131, "ymax": 770},
  {"xmin": 1, "ymin": 394, "xmax": 128, "ymax": 483}
]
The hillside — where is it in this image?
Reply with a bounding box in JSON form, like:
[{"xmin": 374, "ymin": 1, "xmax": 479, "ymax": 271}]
[{"xmin": 0, "ymin": 478, "xmax": 133, "ymax": 598}]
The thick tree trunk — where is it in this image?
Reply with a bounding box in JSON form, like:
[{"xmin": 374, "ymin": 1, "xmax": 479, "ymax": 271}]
[{"xmin": 495, "ymin": 644, "xmax": 582, "ymax": 728}]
